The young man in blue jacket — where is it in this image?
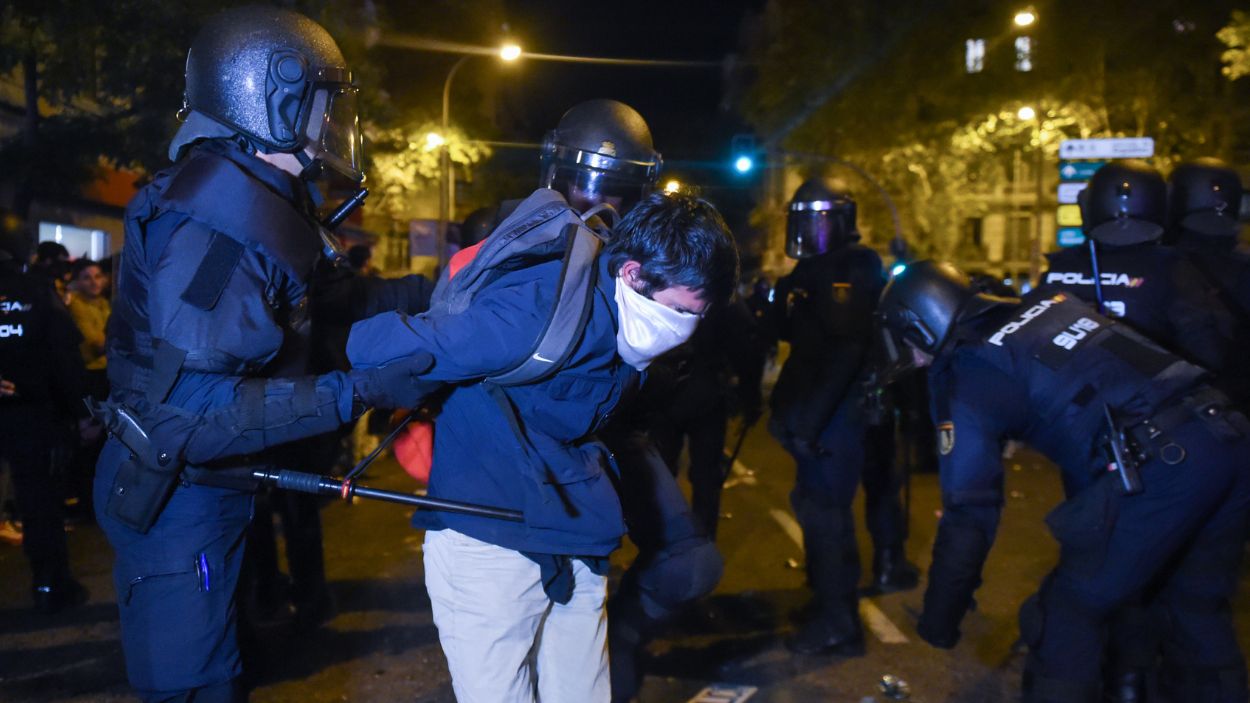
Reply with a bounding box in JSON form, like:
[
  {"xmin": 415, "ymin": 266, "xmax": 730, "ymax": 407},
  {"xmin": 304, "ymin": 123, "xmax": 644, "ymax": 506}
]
[{"xmin": 348, "ymin": 192, "xmax": 738, "ymax": 701}]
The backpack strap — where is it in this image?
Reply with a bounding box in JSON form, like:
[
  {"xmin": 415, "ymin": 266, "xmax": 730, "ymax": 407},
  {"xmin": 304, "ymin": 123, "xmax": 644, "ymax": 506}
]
[{"xmin": 487, "ymin": 222, "xmax": 604, "ymax": 386}]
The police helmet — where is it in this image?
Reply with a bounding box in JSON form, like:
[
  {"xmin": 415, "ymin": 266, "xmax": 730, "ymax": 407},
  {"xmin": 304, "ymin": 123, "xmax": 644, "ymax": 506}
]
[
  {"xmin": 1078, "ymin": 160, "xmax": 1166, "ymax": 246},
  {"xmin": 785, "ymin": 178, "xmax": 857, "ymax": 259},
  {"xmin": 539, "ymin": 100, "xmax": 662, "ymax": 215},
  {"xmin": 181, "ymin": 6, "xmax": 363, "ymax": 182},
  {"xmin": 1167, "ymin": 157, "xmax": 1243, "ymax": 239},
  {"xmin": 460, "ymin": 206, "xmax": 498, "ymax": 248},
  {"xmin": 877, "ymin": 260, "xmax": 1011, "ymax": 356}
]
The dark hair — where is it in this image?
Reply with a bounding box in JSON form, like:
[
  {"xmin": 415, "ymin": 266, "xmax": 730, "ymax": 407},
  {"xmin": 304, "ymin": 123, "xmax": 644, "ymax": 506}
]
[
  {"xmin": 606, "ymin": 192, "xmax": 739, "ymax": 306},
  {"xmin": 71, "ymin": 258, "xmax": 101, "ymax": 279},
  {"xmin": 36, "ymin": 241, "xmax": 70, "ymax": 263}
]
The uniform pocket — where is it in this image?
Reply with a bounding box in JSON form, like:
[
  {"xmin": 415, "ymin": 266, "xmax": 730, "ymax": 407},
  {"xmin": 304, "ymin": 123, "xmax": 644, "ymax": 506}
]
[{"xmin": 1044, "ymin": 473, "xmax": 1120, "ymax": 578}]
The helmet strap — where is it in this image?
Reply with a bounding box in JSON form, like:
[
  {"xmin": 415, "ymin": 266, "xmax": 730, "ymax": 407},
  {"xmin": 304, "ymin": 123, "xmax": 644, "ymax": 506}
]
[{"xmin": 295, "ymin": 149, "xmax": 323, "ymax": 181}]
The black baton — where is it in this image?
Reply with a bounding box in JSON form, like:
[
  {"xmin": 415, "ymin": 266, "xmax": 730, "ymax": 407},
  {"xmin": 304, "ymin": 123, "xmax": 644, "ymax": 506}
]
[{"xmin": 253, "ymin": 469, "xmax": 524, "ymax": 523}]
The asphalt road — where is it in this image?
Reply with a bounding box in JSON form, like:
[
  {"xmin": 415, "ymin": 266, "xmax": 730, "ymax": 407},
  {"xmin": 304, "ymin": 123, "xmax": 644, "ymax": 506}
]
[{"xmin": 2, "ymin": 416, "xmax": 1249, "ymax": 702}]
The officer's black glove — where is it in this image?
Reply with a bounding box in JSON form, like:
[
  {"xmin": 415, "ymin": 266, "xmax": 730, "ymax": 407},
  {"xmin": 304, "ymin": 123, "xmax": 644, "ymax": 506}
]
[
  {"xmin": 349, "ymin": 351, "xmax": 438, "ymax": 411},
  {"xmin": 916, "ymin": 521, "xmax": 992, "ymax": 649}
]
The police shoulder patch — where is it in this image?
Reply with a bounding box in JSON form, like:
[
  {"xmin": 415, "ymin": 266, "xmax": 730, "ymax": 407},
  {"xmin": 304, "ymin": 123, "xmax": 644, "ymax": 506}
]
[{"xmin": 937, "ymin": 421, "xmax": 955, "ymax": 455}]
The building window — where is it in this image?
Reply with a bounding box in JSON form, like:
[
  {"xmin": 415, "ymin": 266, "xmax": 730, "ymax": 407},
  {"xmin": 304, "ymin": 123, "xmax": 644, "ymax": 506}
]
[
  {"xmin": 965, "ymin": 38, "xmax": 986, "ymax": 73},
  {"xmin": 1015, "ymin": 36, "xmax": 1033, "ymax": 72}
]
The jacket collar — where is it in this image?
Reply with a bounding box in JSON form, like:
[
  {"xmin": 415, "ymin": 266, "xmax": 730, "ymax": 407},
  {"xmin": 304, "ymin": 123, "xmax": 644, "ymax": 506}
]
[{"xmin": 191, "ymin": 139, "xmax": 312, "ymax": 211}]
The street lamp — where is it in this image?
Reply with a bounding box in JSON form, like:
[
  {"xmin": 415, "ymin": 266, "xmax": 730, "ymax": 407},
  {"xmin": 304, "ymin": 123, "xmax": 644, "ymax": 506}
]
[
  {"xmin": 499, "ymin": 42, "xmax": 522, "ymax": 62},
  {"xmin": 438, "ymin": 42, "xmax": 522, "ymax": 268},
  {"xmin": 1014, "ymin": 7, "xmax": 1037, "ymax": 27}
]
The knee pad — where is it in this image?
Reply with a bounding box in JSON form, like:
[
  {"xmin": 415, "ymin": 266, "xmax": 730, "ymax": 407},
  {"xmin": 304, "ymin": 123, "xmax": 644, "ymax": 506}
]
[{"xmin": 635, "ymin": 537, "xmax": 724, "ymax": 613}]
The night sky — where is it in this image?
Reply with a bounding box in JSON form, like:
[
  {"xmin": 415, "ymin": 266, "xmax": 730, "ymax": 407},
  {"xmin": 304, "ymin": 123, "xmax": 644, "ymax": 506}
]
[{"xmin": 498, "ymin": 0, "xmax": 759, "ymax": 163}]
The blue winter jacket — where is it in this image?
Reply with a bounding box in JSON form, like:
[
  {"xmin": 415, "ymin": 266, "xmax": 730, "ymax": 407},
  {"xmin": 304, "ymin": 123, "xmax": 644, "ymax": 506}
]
[{"xmin": 347, "ymin": 255, "xmax": 636, "ymax": 557}]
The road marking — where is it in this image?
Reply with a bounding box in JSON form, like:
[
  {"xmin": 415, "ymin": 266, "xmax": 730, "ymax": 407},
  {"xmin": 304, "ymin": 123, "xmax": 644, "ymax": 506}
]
[
  {"xmin": 859, "ymin": 599, "xmax": 910, "ymax": 644},
  {"xmin": 769, "ymin": 506, "xmax": 911, "ymax": 645},
  {"xmin": 686, "ymin": 683, "xmax": 758, "ymax": 702},
  {"xmin": 769, "ymin": 508, "xmax": 804, "ymax": 548}
]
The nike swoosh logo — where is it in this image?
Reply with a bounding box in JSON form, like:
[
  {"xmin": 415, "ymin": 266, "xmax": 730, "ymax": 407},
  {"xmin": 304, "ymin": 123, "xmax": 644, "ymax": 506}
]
[{"xmin": 532, "ymin": 353, "xmax": 555, "ymax": 363}]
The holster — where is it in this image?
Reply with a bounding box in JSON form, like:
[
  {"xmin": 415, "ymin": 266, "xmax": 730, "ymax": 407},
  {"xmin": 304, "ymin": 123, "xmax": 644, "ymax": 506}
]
[{"xmin": 105, "ymin": 456, "xmax": 182, "ymax": 533}]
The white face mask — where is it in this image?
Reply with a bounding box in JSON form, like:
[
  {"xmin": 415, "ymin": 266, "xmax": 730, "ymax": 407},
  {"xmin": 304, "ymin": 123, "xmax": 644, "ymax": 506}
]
[{"xmin": 613, "ymin": 276, "xmax": 701, "ymax": 370}]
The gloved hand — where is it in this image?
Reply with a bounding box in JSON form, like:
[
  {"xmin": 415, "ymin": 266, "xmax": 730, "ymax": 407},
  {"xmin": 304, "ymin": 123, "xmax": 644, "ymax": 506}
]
[
  {"xmin": 916, "ymin": 521, "xmax": 991, "ymax": 649},
  {"xmin": 349, "ymin": 351, "xmax": 438, "ymax": 410}
]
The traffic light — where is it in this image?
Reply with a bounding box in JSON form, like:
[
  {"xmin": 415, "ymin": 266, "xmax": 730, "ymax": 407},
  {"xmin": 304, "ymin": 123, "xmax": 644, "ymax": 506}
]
[{"xmin": 730, "ymin": 134, "xmax": 757, "ymax": 174}]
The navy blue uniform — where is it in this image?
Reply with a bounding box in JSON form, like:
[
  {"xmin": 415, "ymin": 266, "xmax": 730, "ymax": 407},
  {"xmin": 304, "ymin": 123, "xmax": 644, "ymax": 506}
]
[
  {"xmin": 1039, "ymin": 244, "xmax": 1226, "ymax": 370},
  {"xmin": 99, "ymin": 140, "xmax": 425, "ymax": 700},
  {"xmin": 649, "ymin": 298, "xmax": 764, "ymax": 538},
  {"xmin": 0, "ymin": 259, "xmax": 87, "ymax": 600},
  {"xmin": 768, "ymin": 243, "xmax": 901, "ymax": 637},
  {"xmin": 921, "ymin": 290, "xmax": 1250, "ymax": 702},
  {"xmin": 1176, "ymin": 243, "xmax": 1250, "ymax": 407}
]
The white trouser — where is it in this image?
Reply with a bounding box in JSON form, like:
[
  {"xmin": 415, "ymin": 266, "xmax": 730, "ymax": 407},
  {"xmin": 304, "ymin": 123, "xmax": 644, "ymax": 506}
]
[{"xmin": 423, "ymin": 528, "xmax": 610, "ymax": 703}]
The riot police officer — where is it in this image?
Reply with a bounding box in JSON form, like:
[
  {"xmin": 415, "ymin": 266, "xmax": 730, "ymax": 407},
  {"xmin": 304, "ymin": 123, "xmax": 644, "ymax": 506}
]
[
  {"xmin": 0, "ymin": 234, "xmax": 89, "ymax": 612},
  {"xmin": 1039, "ymin": 159, "xmax": 1236, "ymax": 699},
  {"xmin": 1040, "ymin": 160, "xmax": 1225, "ymax": 370},
  {"xmin": 98, "ymin": 8, "xmax": 429, "ymax": 701},
  {"xmin": 1167, "ymin": 157, "xmax": 1250, "ymax": 406},
  {"xmin": 769, "ymin": 178, "xmax": 916, "ymax": 655},
  {"xmin": 878, "ymin": 260, "xmax": 1250, "ymax": 703}
]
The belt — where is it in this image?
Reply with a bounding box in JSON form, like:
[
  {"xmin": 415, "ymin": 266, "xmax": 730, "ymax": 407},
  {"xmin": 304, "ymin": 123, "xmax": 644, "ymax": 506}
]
[{"xmin": 1127, "ymin": 387, "xmax": 1249, "ymax": 465}]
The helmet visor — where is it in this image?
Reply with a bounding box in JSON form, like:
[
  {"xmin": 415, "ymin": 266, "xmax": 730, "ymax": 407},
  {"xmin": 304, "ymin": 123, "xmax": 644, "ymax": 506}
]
[
  {"xmin": 308, "ymin": 86, "xmax": 363, "ymax": 183},
  {"xmin": 549, "ymin": 163, "xmax": 652, "ymax": 215},
  {"xmin": 786, "ymin": 210, "xmax": 834, "ymax": 258}
]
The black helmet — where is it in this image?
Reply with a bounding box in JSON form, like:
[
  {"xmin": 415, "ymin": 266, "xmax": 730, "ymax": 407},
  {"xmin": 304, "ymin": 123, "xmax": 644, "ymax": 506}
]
[
  {"xmin": 1078, "ymin": 160, "xmax": 1166, "ymax": 246},
  {"xmin": 180, "ymin": 6, "xmax": 362, "ymax": 181},
  {"xmin": 1167, "ymin": 157, "xmax": 1243, "ymax": 239},
  {"xmin": 785, "ymin": 178, "xmax": 857, "ymax": 259},
  {"xmin": 539, "ymin": 99, "xmax": 662, "ymax": 215},
  {"xmin": 877, "ymin": 260, "xmax": 1011, "ymax": 356},
  {"xmin": 459, "ymin": 206, "xmax": 498, "ymax": 248}
]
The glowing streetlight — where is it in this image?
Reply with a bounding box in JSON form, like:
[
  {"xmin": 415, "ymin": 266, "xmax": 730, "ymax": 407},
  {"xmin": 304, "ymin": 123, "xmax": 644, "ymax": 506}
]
[
  {"xmin": 1014, "ymin": 8, "xmax": 1037, "ymax": 27},
  {"xmin": 424, "ymin": 131, "xmax": 446, "ymax": 150},
  {"xmin": 499, "ymin": 42, "xmax": 522, "ymax": 62},
  {"xmin": 1017, "ymin": 105, "xmax": 1036, "ymax": 121},
  {"xmin": 663, "ymin": 179, "xmax": 682, "ymax": 194}
]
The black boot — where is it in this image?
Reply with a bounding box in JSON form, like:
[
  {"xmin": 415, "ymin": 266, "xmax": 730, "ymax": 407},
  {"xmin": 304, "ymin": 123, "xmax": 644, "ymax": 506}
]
[
  {"xmin": 786, "ymin": 604, "xmax": 865, "ymax": 656},
  {"xmin": 786, "ymin": 501, "xmax": 864, "ymax": 656},
  {"xmin": 32, "ymin": 578, "xmax": 88, "ymax": 614},
  {"xmin": 608, "ymin": 583, "xmax": 663, "ymax": 703},
  {"xmin": 871, "ymin": 546, "xmax": 919, "ymax": 594}
]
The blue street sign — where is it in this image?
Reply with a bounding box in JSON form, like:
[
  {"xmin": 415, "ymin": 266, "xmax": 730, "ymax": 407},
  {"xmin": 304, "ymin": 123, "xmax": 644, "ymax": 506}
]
[
  {"xmin": 1057, "ymin": 227, "xmax": 1086, "ymax": 247},
  {"xmin": 1058, "ymin": 160, "xmax": 1106, "ymax": 181}
]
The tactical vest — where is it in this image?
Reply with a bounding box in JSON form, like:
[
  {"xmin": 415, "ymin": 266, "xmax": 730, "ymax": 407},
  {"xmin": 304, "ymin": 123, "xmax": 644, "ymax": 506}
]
[
  {"xmin": 970, "ymin": 293, "xmax": 1204, "ymax": 441},
  {"xmin": 108, "ymin": 143, "xmax": 322, "ymax": 404}
]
